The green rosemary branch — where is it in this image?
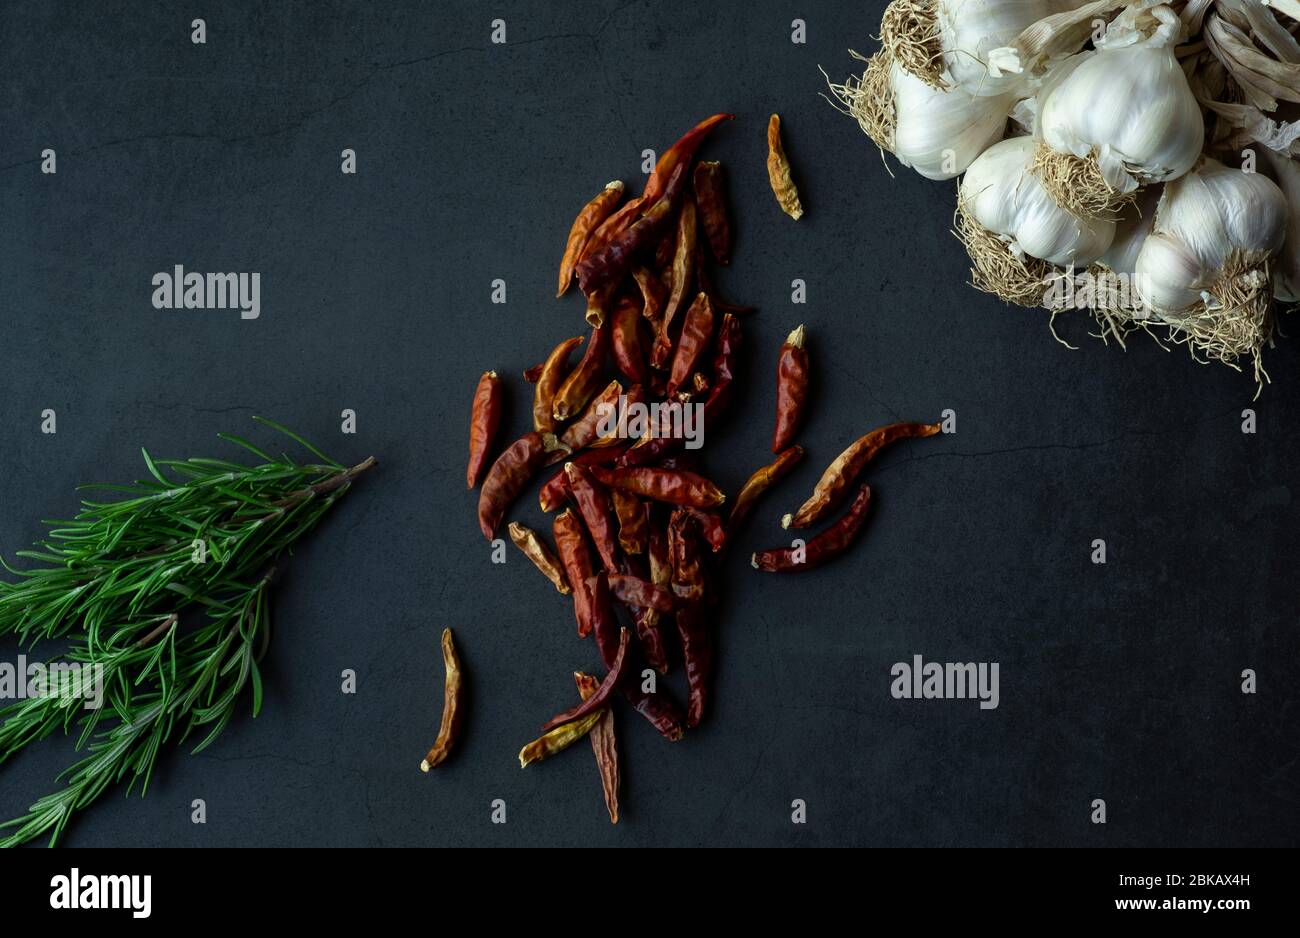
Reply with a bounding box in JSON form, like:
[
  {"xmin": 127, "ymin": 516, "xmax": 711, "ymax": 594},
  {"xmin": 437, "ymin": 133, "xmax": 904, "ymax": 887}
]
[{"xmin": 0, "ymin": 418, "xmax": 376, "ymax": 847}]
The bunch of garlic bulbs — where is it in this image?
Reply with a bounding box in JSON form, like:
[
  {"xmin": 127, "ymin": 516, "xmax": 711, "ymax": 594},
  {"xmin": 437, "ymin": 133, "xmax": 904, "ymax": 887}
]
[{"xmin": 826, "ymin": 0, "xmax": 1300, "ymax": 384}]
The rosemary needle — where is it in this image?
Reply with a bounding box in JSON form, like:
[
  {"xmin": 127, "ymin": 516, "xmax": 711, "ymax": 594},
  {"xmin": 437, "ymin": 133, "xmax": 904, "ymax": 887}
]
[{"xmin": 0, "ymin": 418, "xmax": 376, "ymax": 847}]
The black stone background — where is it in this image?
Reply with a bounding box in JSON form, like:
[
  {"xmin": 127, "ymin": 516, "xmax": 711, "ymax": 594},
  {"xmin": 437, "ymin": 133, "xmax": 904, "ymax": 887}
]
[{"xmin": 0, "ymin": 0, "xmax": 1296, "ymax": 848}]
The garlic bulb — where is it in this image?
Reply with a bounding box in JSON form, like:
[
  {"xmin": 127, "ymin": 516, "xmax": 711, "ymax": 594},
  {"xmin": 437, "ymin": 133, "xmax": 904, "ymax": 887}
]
[
  {"xmin": 827, "ymin": 51, "xmax": 1013, "ymax": 180},
  {"xmin": 1134, "ymin": 157, "xmax": 1287, "ymax": 369},
  {"xmin": 1033, "ymin": 5, "xmax": 1203, "ymax": 219},
  {"xmin": 936, "ymin": 0, "xmax": 1067, "ymax": 97}
]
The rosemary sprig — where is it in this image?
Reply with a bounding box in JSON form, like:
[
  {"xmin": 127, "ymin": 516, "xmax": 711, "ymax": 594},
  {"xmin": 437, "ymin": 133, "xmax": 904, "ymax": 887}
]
[{"xmin": 0, "ymin": 418, "xmax": 376, "ymax": 847}]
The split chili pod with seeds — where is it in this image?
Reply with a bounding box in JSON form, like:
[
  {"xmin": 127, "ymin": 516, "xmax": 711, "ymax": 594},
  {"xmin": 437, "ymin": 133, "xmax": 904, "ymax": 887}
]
[
  {"xmin": 772, "ymin": 324, "xmax": 809, "ymax": 453},
  {"xmin": 466, "ymin": 371, "xmax": 503, "ymax": 489}
]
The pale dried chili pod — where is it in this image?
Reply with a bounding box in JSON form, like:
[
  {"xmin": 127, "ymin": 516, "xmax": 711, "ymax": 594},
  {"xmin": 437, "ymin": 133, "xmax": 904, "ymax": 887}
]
[
  {"xmin": 420, "ymin": 628, "xmax": 465, "ymax": 771},
  {"xmin": 508, "ymin": 522, "xmax": 571, "ymax": 594},
  {"xmin": 534, "ymin": 335, "xmax": 584, "ymax": 434},
  {"xmin": 766, "ymin": 113, "xmax": 804, "ymax": 220},
  {"xmin": 558, "ymin": 181, "xmax": 624, "ymax": 297},
  {"xmin": 575, "ymin": 671, "xmax": 620, "ymax": 824}
]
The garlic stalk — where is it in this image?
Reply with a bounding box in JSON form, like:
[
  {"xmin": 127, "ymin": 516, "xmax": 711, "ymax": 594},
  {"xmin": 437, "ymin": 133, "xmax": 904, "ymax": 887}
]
[
  {"xmin": 958, "ymin": 135, "xmax": 1116, "ymax": 305},
  {"xmin": 1033, "ymin": 5, "xmax": 1204, "ymax": 219},
  {"xmin": 1134, "ymin": 156, "xmax": 1288, "ymax": 373},
  {"xmin": 826, "ymin": 51, "xmax": 1013, "ymax": 180},
  {"xmin": 1255, "ymin": 146, "xmax": 1300, "ymax": 303}
]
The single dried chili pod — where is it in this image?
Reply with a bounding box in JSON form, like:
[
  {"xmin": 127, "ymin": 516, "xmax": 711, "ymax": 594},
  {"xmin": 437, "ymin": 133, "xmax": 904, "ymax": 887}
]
[
  {"xmin": 610, "ymin": 297, "xmax": 651, "ymax": 386},
  {"xmin": 478, "ymin": 431, "xmax": 569, "ymax": 539},
  {"xmin": 565, "ymin": 462, "xmax": 620, "ymax": 572},
  {"xmin": 766, "ymin": 113, "xmax": 804, "ymax": 220},
  {"xmin": 581, "ymin": 196, "xmax": 645, "ymax": 264},
  {"xmin": 667, "ymin": 292, "xmax": 715, "ymax": 397},
  {"xmin": 420, "ymin": 628, "xmax": 464, "ymax": 771},
  {"xmin": 534, "ymin": 335, "xmax": 584, "ymax": 434},
  {"xmin": 523, "ymin": 362, "xmax": 544, "ymax": 383},
  {"xmin": 668, "ymin": 509, "xmax": 706, "ymax": 602},
  {"xmin": 653, "ymin": 199, "xmax": 697, "ymax": 370},
  {"xmin": 519, "ymin": 709, "xmax": 605, "ymax": 768},
  {"xmin": 693, "ymin": 160, "xmax": 731, "ymax": 266},
  {"xmin": 589, "ymin": 465, "xmax": 725, "ymax": 509},
  {"xmin": 575, "ymin": 672, "xmax": 620, "ymax": 825},
  {"xmin": 552, "ymin": 324, "xmax": 610, "ymax": 422},
  {"xmin": 466, "ymin": 371, "xmax": 503, "ymax": 489},
  {"xmin": 642, "ymin": 113, "xmax": 733, "ymax": 204},
  {"xmin": 784, "ymin": 422, "xmax": 941, "ymax": 529},
  {"xmin": 575, "ymin": 160, "xmax": 689, "ymax": 298},
  {"xmin": 772, "ymin": 324, "xmax": 809, "ymax": 453},
  {"xmin": 676, "ymin": 599, "xmax": 713, "ymax": 729},
  {"xmin": 702, "ymin": 312, "xmax": 741, "ymax": 427},
  {"xmin": 541, "ymin": 627, "xmax": 629, "ymax": 731},
  {"xmin": 508, "ymin": 522, "xmax": 571, "ymax": 594},
  {"xmin": 680, "ymin": 506, "xmax": 725, "ymax": 553},
  {"xmin": 558, "ymin": 180, "xmax": 624, "ymax": 297},
  {"xmin": 757, "ymin": 484, "xmax": 874, "ymax": 572},
  {"xmin": 727, "ymin": 445, "xmax": 804, "ymax": 536},
  {"xmin": 611, "ymin": 488, "xmax": 647, "ymax": 555},
  {"xmin": 554, "ymin": 508, "xmax": 597, "ymax": 635}
]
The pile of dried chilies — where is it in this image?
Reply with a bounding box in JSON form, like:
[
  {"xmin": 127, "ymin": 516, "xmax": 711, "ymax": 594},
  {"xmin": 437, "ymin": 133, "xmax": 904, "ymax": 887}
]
[{"xmin": 461, "ymin": 114, "xmax": 942, "ymax": 823}]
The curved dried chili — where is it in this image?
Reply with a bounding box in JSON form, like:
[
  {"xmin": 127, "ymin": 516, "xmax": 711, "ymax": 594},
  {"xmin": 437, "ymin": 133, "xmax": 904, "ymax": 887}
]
[
  {"xmin": 552, "ymin": 324, "xmax": 610, "ymax": 422},
  {"xmin": 575, "ymin": 161, "xmax": 689, "ymax": 297},
  {"xmin": 575, "ymin": 671, "xmax": 620, "ymax": 824},
  {"xmin": 772, "ymin": 324, "xmax": 809, "ymax": 453},
  {"xmin": 519, "ymin": 709, "xmax": 605, "ymax": 768},
  {"xmin": 466, "ymin": 370, "xmax": 503, "ymax": 490},
  {"xmin": 534, "ymin": 335, "xmax": 584, "ymax": 433},
  {"xmin": 558, "ymin": 180, "xmax": 624, "ymax": 297},
  {"xmin": 508, "ymin": 522, "xmax": 571, "ymax": 595},
  {"xmin": 785, "ymin": 421, "xmax": 940, "ymax": 528},
  {"xmin": 540, "ymin": 627, "xmax": 630, "ymax": 731},
  {"xmin": 589, "ymin": 465, "xmax": 725, "ymax": 509},
  {"xmin": 653, "ymin": 198, "xmax": 697, "ymax": 369},
  {"xmin": 478, "ymin": 431, "xmax": 568, "ymax": 539},
  {"xmin": 611, "ymin": 488, "xmax": 647, "ymax": 555},
  {"xmin": 557, "ymin": 379, "xmax": 623, "ymax": 456},
  {"xmin": 728, "ymin": 445, "xmax": 804, "ymax": 536},
  {"xmin": 755, "ymin": 484, "xmax": 874, "ymax": 573},
  {"xmin": 676, "ymin": 599, "xmax": 713, "ymax": 729},
  {"xmin": 642, "ymin": 113, "xmax": 732, "ymax": 204},
  {"xmin": 611, "ymin": 297, "xmax": 651, "ymax": 386},
  {"xmin": 420, "ymin": 628, "xmax": 464, "ymax": 771}
]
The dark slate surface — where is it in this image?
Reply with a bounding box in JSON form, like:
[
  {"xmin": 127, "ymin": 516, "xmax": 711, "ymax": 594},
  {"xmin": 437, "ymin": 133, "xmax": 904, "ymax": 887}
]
[{"xmin": 0, "ymin": 0, "xmax": 1296, "ymax": 847}]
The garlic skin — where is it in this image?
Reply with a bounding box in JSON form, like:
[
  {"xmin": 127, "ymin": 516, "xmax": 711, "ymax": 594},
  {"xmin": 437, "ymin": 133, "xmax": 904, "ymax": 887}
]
[
  {"xmin": 1135, "ymin": 158, "xmax": 1288, "ymax": 318},
  {"xmin": 1255, "ymin": 147, "xmax": 1300, "ymax": 303},
  {"xmin": 1036, "ymin": 5, "xmax": 1203, "ymax": 193},
  {"xmin": 962, "ymin": 136, "xmax": 1115, "ymax": 265},
  {"xmin": 890, "ymin": 59, "xmax": 1013, "ymax": 180},
  {"xmin": 936, "ymin": 0, "xmax": 1061, "ymax": 97}
]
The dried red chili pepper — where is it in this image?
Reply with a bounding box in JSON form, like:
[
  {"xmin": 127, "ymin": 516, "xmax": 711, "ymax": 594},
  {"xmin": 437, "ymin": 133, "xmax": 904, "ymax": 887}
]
[
  {"xmin": 557, "ymin": 379, "xmax": 623, "ymax": 456},
  {"xmin": 727, "ymin": 445, "xmax": 804, "ymax": 536},
  {"xmin": 642, "ymin": 113, "xmax": 733, "ymax": 204},
  {"xmin": 523, "ymin": 362, "xmax": 544, "ymax": 383},
  {"xmin": 654, "ymin": 230, "xmax": 675, "ymax": 271},
  {"xmin": 676, "ymin": 599, "xmax": 713, "ymax": 729},
  {"xmin": 756, "ymin": 484, "xmax": 874, "ymax": 572},
  {"xmin": 554, "ymin": 508, "xmax": 596, "ymax": 636},
  {"xmin": 667, "ymin": 292, "xmax": 714, "ymax": 397},
  {"xmin": 542, "ymin": 627, "xmax": 629, "ymax": 732},
  {"xmin": 420, "ymin": 628, "xmax": 464, "ymax": 771},
  {"xmin": 669, "ymin": 509, "xmax": 706, "ymax": 602},
  {"xmin": 581, "ymin": 196, "xmax": 645, "ymax": 264},
  {"xmin": 784, "ymin": 421, "xmax": 941, "ymax": 528},
  {"xmin": 575, "ymin": 671, "xmax": 620, "ymax": 824},
  {"xmin": 681, "ymin": 507, "xmax": 725, "ymax": 552},
  {"xmin": 625, "ymin": 689, "xmax": 685, "ymax": 741},
  {"xmin": 586, "ymin": 571, "xmax": 622, "ymax": 666},
  {"xmin": 652, "ymin": 199, "xmax": 697, "ymax": 369},
  {"xmin": 565, "ymin": 462, "xmax": 619, "ymax": 571},
  {"xmin": 534, "ymin": 335, "xmax": 584, "ymax": 433},
  {"xmin": 575, "ymin": 161, "xmax": 689, "ymax": 297},
  {"xmin": 589, "ymin": 465, "xmax": 725, "ymax": 509},
  {"xmin": 608, "ymin": 573, "xmax": 676, "ymax": 612},
  {"xmin": 766, "ymin": 113, "xmax": 804, "ymax": 220},
  {"xmin": 693, "ymin": 160, "xmax": 731, "ymax": 266},
  {"xmin": 539, "ymin": 445, "xmax": 630, "ymax": 512},
  {"xmin": 632, "ymin": 266, "xmax": 665, "ymax": 326},
  {"xmin": 552, "ymin": 324, "xmax": 609, "ymax": 422},
  {"xmin": 610, "ymin": 297, "xmax": 651, "ymax": 386},
  {"xmin": 772, "ymin": 324, "xmax": 809, "ymax": 453},
  {"xmin": 478, "ymin": 431, "xmax": 568, "ymax": 539},
  {"xmin": 586, "ymin": 382, "xmax": 645, "ymax": 451},
  {"xmin": 508, "ymin": 522, "xmax": 571, "ymax": 594},
  {"xmin": 558, "ymin": 180, "xmax": 624, "ymax": 297},
  {"xmin": 466, "ymin": 371, "xmax": 503, "ymax": 490},
  {"xmin": 703, "ymin": 312, "xmax": 741, "ymax": 425},
  {"xmin": 611, "ymin": 488, "xmax": 647, "ymax": 555},
  {"xmin": 635, "ymin": 508, "xmax": 671, "ymax": 673}
]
